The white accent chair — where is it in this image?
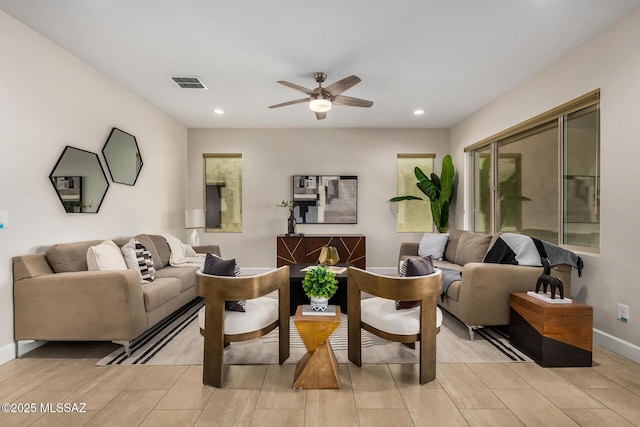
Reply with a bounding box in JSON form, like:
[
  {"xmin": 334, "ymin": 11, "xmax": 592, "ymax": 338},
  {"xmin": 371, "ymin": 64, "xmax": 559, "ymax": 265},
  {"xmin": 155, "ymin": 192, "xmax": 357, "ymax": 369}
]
[
  {"xmin": 347, "ymin": 267, "xmax": 443, "ymax": 384},
  {"xmin": 196, "ymin": 266, "xmax": 290, "ymax": 387}
]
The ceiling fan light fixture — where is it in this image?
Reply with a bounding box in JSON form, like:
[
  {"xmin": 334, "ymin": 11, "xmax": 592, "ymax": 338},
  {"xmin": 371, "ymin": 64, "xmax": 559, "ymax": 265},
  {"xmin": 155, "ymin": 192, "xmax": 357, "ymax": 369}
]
[{"xmin": 309, "ymin": 98, "xmax": 332, "ymax": 113}]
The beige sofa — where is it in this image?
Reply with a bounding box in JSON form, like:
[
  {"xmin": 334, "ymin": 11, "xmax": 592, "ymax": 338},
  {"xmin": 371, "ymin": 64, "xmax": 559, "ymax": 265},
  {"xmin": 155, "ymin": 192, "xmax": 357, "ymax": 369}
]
[
  {"xmin": 13, "ymin": 234, "xmax": 219, "ymax": 354},
  {"xmin": 399, "ymin": 230, "xmax": 573, "ymax": 339}
]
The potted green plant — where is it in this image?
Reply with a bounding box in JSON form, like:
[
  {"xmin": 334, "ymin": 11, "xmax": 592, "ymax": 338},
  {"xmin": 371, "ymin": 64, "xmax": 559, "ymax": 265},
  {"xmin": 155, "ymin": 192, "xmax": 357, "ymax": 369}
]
[
  {"xmin": 302, "ymin": 265, "xmax": 339, "ymax": 311},
  {"xmin": 390, "ymin": 154, "xmax": 455, "ymax": 233}
]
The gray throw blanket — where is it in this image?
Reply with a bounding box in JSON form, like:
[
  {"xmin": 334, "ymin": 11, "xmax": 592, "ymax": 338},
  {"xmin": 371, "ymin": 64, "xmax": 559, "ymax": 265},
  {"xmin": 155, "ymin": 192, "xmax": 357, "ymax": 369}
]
[
  {"xmin": 484, "ymin": 233, "xmax": 583, "ymax": 276},
  {"xmin": 441, "ymin": 268, "xmax": 462, "ymax": 297}
]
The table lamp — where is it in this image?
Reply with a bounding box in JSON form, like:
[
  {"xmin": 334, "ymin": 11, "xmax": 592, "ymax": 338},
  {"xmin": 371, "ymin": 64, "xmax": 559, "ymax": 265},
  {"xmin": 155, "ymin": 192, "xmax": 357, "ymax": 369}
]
[{"xmin": 185, "ymin": 209, "xmax": 205, "ymax": 247}]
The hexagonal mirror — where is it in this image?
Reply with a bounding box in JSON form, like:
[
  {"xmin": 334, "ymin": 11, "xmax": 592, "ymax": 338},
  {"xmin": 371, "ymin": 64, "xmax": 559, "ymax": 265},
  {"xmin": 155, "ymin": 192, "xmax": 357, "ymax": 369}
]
[
  {"xmin": 102, "ymin": 128, "xmax": 143, "ymax": 185},
  {"xmin": 49, "ymin": 146, "xmax": 109, "ymax": 213}
]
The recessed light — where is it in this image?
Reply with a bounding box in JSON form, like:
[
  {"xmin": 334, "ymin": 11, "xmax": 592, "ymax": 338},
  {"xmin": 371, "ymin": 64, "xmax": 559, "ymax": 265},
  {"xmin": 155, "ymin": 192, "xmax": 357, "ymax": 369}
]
[
  {"xmin": 213, "ymin": 109, "xmax": 224, "ymax": 115},
  {"xmin": 414, "ymin": 109, "xmax": 425, "ymax": 115}
]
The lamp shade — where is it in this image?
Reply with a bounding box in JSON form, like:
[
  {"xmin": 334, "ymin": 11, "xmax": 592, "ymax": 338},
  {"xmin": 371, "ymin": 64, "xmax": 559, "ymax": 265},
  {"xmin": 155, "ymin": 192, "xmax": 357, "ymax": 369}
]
[{"xmin": 185, "ymin": 209, "xmax": 205, "ymax": 229}]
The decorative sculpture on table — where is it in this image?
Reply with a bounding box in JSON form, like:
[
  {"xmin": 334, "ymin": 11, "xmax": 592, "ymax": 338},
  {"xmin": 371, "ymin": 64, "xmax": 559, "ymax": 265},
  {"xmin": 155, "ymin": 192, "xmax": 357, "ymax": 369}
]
[
  {"xmin": 535, "ymin": 258, "xmax": 564, "ymax": 299},
  {"xmin": 318, "ymin": 246, "xmax": 340, "ymax": 266},
  {"xmin": 277, "ymin": 200, "xmax": 297, "ymax": 235}
]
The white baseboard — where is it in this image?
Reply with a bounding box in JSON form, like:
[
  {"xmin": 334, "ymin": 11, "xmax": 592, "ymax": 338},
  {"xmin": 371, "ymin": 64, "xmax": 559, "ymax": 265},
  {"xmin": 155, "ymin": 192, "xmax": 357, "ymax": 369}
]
[
  {"xmin": 0, "ymin": 340, "xmax": 47, "ymax": 365},
  {"xmin": 0, "ymin": 342, "xmax": 16, "ymax": 365},
  {"xmin": 594, "ymin": 329, "xmax": 640, "ymax": 364}
]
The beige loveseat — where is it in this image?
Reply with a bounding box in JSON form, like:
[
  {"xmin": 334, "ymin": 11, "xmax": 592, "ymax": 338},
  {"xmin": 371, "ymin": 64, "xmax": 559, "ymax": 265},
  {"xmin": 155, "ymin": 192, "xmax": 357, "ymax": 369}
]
[
  {"xmin": 399, "ymin": 230, "xmax": 573, "ymax": 339},
  {"xmin": 13, "ymin": 234, "xmax": 219, "ymax": 354}
]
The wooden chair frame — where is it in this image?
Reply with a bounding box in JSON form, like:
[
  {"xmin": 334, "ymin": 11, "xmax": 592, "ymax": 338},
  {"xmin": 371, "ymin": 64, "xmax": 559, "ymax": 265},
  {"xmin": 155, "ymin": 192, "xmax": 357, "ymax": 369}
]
[
  {"xmin": 347, "ymin": 267, "xmax": 442, "ymax": 384},
  {"xmin": 197, "ymin": 266, "xmax": 290, "ymax": 387}
]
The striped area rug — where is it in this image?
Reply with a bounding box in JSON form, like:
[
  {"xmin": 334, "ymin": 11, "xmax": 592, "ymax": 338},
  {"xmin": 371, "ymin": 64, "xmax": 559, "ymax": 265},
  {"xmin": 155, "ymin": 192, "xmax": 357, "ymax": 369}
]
[{"xmin": 97, "ymin": 298, "xmax": 530, "ymax": 366}]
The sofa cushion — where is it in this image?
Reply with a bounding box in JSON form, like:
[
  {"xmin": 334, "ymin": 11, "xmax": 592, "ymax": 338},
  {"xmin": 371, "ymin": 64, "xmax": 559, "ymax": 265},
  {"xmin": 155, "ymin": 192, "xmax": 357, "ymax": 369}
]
[
  {"xmin": 418, "ymin": 233, "xmax": 449, "ymax": 260},
  {"xmin": 149, "ymin": 235, "xmax": 171, "ymax": 268},
  {"xmin": 155, "ymin": 265, "xmax": 199, "ymax": 292},
  {"xmin": 46, "ymin": 240, "xmax": 103, "ymax": 273},
  {"xmin": 142, "ymin": 277, "xmax": 181, "ymax": 312},
  {"xmin": 135, "ymin": 234, "xmax": 163, "ymax": 270},
  {"xmin": 444, "ymin": 229, "xmax": 465, "ymax": 263},
  {"xmin": 397, "ymin": 256, "xmax": 435, "ymax": 309},
  {"xmin": 203, "ymin": 253, "xmax": 245, "ymax": 312},
  {"xmin": 87, "ymin": 240, "xmax": 128, "ymax": 271},
  {"xmin": 121, "ymin": 238, "xmax": 156, "ymax": 283},
  {"xmin": 454, "ymin": 232, "xmax": 493, "ymax": 265}
]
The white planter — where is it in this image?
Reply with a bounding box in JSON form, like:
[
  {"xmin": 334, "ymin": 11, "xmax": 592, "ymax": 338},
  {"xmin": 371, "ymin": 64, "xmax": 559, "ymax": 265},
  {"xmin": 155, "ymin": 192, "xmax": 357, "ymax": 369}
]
[{"xmin": 310, "ymin": 296, "xmax": 329, "ymax": 311}]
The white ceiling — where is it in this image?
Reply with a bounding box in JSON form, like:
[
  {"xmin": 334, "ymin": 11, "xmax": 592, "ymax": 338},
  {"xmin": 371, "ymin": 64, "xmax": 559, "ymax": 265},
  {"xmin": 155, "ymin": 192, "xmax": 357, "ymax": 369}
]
[{"xmin": 2, "ymin": 0, "xmax": 639, "ymax": 128}]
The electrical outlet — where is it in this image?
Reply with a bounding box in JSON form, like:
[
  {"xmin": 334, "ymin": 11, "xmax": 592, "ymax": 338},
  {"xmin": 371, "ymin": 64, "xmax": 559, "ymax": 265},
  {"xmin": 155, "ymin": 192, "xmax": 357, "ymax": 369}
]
[{"xmin": 617, "ymin": 303, "xmax": 629, "ymax": 323}]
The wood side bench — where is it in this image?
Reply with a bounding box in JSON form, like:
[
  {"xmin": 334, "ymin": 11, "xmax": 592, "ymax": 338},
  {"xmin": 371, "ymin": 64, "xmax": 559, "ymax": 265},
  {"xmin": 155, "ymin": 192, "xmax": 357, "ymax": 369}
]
[{"xmin": 510, "ymin": 292, "xmax": 593, "ymax": 367}]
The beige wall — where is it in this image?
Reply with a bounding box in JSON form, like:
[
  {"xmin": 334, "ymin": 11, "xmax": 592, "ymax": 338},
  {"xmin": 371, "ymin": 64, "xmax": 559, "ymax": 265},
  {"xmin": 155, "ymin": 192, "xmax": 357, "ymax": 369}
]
[
  {"xmin": 450, "ymin": 8, "xmax": 640, "ymax": 355},
  {"xmin": 0, "ymin": 11, "xmax": 188, "ymax": 362},
  {"xmin": 4, "ymin": 5, "xmax": 640, "ymax": 364},
  {"xmin": 187, "ymin": 128, "xmax": 450, "ymax": 270}
]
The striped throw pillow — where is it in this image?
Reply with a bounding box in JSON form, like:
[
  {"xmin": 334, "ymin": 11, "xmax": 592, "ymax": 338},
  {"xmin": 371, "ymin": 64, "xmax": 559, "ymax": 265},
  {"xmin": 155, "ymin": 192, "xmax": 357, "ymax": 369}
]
[{"xmin": 135, "ymin": 240, "xmax": 156, "ymax": 283}]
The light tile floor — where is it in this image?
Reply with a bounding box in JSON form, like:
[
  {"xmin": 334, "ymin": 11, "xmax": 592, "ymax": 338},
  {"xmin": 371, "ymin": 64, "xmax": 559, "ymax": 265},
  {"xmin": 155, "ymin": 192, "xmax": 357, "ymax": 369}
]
[{"xmin": 0, "ymin": 342, "xmax": 639, "ymax": 426}]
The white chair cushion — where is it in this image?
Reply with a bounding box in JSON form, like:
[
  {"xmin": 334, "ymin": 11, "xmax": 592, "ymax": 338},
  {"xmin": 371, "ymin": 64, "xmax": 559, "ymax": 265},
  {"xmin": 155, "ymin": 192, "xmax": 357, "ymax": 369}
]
[
  {"xmin": 198, "ymin": 296, "xmax": 279, "ymax": 335},
  {"xmin": 361, "ymin": 297, "xmax": 443, "ymax": 335}
]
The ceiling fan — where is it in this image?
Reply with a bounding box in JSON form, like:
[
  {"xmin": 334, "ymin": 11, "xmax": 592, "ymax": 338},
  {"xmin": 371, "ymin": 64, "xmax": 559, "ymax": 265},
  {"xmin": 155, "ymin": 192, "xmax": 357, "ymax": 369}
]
[{"xmin": 268, "ymin": 72, "xmax": 374, "ymax": 120}]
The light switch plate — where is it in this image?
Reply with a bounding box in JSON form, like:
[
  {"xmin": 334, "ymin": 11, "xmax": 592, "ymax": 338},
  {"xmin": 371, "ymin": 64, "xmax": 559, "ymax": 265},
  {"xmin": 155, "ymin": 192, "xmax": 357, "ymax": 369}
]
[{"xmin": 0, "ymin": 211, "xmax": 8, "ymax": 229}]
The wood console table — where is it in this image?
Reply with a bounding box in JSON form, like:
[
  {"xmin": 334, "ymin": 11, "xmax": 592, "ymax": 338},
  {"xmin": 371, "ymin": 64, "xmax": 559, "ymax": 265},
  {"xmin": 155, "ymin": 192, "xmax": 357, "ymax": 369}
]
[
  {"xmin": 510, "ymin": 292, "xmax": 593, "ymax": 367},
  {"xmin": 276, "ymin": 234, "xmax": 366, "ymax": 269}
]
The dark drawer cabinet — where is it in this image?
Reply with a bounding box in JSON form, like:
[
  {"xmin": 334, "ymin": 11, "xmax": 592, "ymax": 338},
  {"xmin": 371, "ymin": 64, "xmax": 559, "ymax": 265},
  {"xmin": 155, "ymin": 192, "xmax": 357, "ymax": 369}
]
[{"xmin": 276, "ymin": 234, "xmax": 366, "ymax": 269}]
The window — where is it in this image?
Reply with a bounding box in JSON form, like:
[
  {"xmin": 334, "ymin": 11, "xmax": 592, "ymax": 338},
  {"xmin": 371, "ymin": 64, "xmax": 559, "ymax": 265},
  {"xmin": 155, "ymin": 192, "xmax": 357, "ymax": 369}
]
[
  {"xmin": 204, "ymin": 154, "xmax": 242, "ymax": 233},
  {"xmin": 468, "ymin": 91, "xmax": 600, "ymax": 251},
  {"xmin": 473, "ymin": 146, "xmax": 492, "ymax": 233},
  {"xmin": 395, "ymin": 154, "xmax": 435, "ymax": 232},
  {"xmin": 563, "ymin": 104, "xmax": 600, "ymax": 248}
]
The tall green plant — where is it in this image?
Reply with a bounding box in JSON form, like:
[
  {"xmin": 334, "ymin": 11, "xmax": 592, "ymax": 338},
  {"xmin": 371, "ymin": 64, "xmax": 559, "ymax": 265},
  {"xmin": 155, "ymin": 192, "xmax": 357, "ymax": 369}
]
[{"xmin": 391, "ymin": 155, "xmax": 455, "ymax": 233}]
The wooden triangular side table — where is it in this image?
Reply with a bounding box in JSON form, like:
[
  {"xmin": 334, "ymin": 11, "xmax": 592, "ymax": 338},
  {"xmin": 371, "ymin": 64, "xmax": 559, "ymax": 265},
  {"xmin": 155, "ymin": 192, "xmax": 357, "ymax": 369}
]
[{"xmin": 293, "ymin": 305, "xmax": 341, "ymax": 389}]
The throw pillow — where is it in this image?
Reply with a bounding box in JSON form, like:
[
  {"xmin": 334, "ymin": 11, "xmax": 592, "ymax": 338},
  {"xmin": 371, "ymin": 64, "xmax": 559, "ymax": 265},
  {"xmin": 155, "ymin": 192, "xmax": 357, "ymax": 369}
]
[
  {"xmin": 397, "ymin": 256, "xmax": 435, "ymax": 310},
  {"xmin": 121, "ymin": 238, "xmax": 156, "ymax": 284},
  {"xmin": 443, "ymin": 229, "xmax": 465, "ymax": 263},
  {"xmin": 134, "ymin": 234, "xmax": 163, "ymax": 269},
  {"xmin": 87, "ymin": 240, "xmax": 127, "ymax": 271},
  {"xmin": 418, "ymin": 233, "xmax": 450, "ymax": 260},
  {"xmin": 149, "ymin": 235, "xmax": 171, "ymax": 268},
  {"xmin": 454, "ymin": 232, "xmax": 493, "ymax": 265},
  {"xmin": 203, "ymin": 253, "xmax": 245, "ymax": 312}
]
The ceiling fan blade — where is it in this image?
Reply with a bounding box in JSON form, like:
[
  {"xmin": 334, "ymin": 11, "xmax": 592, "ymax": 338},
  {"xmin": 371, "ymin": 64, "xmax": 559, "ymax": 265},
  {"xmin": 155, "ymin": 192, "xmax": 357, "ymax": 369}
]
[
  {"xmin": 325, "ymin": 75, "xmax": 361, "ymax": 96},
  {"xmin": 277, "ymin": 81, "xmax": 314, "ymax": 95},
  {"xmin": 268, "ymin": 98, "xmax": 308, "ymax": 109},
  {"xmin": 332, "ymin": 95, "xmax": 374, "ymax": 108},
  {"xmin": 315, "ymin": 112, "xmax": 327, "ymax": 120}
]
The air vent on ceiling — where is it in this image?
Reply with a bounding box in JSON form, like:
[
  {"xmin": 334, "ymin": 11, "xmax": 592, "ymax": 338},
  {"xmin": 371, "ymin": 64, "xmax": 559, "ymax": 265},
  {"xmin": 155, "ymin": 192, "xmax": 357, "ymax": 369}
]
[{"xmin": 170, "ymin": 76, "xmax": 207, "ymax": 89}]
